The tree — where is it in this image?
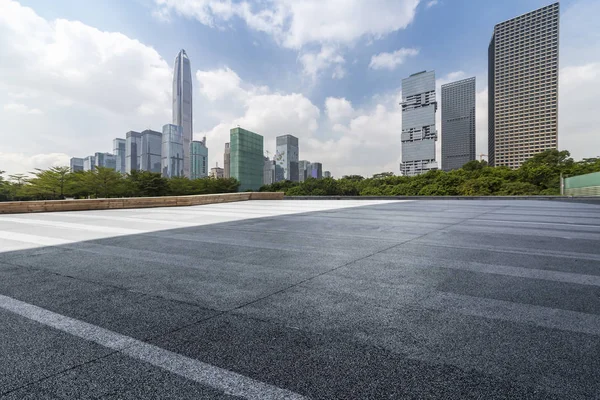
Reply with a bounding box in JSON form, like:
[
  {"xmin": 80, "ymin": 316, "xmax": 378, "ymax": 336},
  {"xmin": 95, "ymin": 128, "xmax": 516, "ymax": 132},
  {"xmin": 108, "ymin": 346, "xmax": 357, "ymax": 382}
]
[
  {"xmin": 26, "ymin": 166, "xmax": 73, "ymax": 199},
  {"xmin": 124, "ymin": 170, "xmax": 168, "ymax": 197}
]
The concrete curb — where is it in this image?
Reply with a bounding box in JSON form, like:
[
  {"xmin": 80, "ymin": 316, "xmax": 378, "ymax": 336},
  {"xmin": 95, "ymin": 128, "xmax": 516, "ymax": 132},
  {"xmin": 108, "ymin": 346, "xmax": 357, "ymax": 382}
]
[{"xmin": 0, "ymin": 192, "xmax": 284, "ymax": 214}]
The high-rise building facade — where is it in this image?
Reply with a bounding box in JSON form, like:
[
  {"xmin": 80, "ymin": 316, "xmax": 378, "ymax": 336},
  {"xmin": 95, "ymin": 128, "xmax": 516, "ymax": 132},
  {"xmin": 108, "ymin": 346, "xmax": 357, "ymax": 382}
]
[
  {"xmin": 324, "ymin": 171, "xmax": 332, "ymax": 178},
  {"xmin": 161, "ymin": 124, "xmax": 184, "ymax": 178},
  {"xmin": 263, "ymin": 157, "xmax": 275, "ymax": 185},
  {"xmin": 113, "ymin": 138, "xmax": 126, "ymax": 174},
  {"xmin": 172, "ymin": 49, "xmax": 192, "ymax": 177},
  {"xmin": 83, "ymin": 155, "xmax": 95, "ymax": 172},
  {"xmin": 191, "ymin": 138, "xmax": 208, "ymax": 179},
  {"xmin": 126, "ymin": 130, "xmax": 162, "ymax": 173},
  {"xmin": 275, "ymin": 135, "xmax": 299, "ymax": 182},
  {"xmin": 400, "ymin": 70, "xmax": 438, "ymax": 176},
  {"xmin": 441, "ymin": 77, "xmax": 476, "ymax": 171},
  {"xmin": 310, "ymin": 162, "xmax": 323, "ymax": 179},
  {"xmin": 488, "ymin": 3, "xmax": 559, "ymax": 168},
  {"xmin": 70, "ymin": 157, "xmax": 84, "ymax": 172},
  {"xmin": 94, "ymin": 152, "xmax": 117, "ymax": 170},
  {"xmin": 298, "ymin": 160, "xmax": 311, "ymax": 182},
  {"xmin": 125, "ymin": 131, "xmax": 142, "ymax": 173},
  {"xmin": 223, "ymin": 142, "xmax": 230, "ymax": 179},
  {"xmin": 230, "ymin": 127, "xmax": 264, "ymax": 191}
]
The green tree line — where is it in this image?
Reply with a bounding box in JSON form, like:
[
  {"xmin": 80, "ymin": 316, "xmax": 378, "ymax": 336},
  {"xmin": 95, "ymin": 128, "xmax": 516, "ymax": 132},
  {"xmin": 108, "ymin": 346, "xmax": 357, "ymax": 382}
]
[
  {"xmin": 260, "ymin": 150, "xmax": 600, "ymax": 196},
  {"xmin": 0, "ymin": 167, "xmax": 240, "ymax": 201}
]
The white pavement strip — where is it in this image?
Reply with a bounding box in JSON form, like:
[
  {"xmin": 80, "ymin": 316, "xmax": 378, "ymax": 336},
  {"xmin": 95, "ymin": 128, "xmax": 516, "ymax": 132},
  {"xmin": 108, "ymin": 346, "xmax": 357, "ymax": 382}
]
[
  {"xmin": 0, "ymin": 293, "xmax": 306, "ymax": 399},
  {"xmin": 0, "ymin": 200, "xmax": 403, "ymax": 252}
]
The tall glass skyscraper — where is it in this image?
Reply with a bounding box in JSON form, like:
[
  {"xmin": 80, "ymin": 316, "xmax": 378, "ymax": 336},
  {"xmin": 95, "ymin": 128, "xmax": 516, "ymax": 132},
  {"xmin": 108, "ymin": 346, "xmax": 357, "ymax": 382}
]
[
  {"xmin": 400, "ymin": 70, "xmax": 438, "ymax": 177},
  {"xmin": 441, "ymin": 77, "xmax": 476, "ymax": 171},
  {"xmin": 223, "ymin": 142, "xmax": 230, "ymax": 179},
  {"xmin": 126, "ymin": 130, "xmax": 162, "ymax": 174},
  {"xmin": 275, "ymin": 134, "xmax": 299, "ymax": 182},
  {"xmin": 95, "ymin": 152, "xmax": 117, "ymax": 170},
  {"xmin": 172, "ymin": 49, "xmax": 193, "ymax": 178},
  {"xmin": 113, "ymin": 138, "xmax": 126, "ymax": 174},
  {"xmin": 230, "ymin": 127, "xmax": 264, "ymax": 191},
  {"xmin": 70, "ymin": 157, "xmax": 84, "ymax": 172},
  {"xmin": 191, "ymin": 137, "xmax": 208, "ymax": 179},
  {"xmin": 162, "ymin": 124, "xmax": 184, "ymax": 178},
  {"xmin": 83, "ymin": 155, "xmax": 95, "ymax": 172},
  {"xmin": 488, "ymin": 3, "xmax": 559, "ymax": 168},
  {"xmin": 298, "ymin": 160, "xmax": 310, "ymax": 182},
  {"xmin": 310, "ymin": 162, "xmax": 323, "ymax": 179}
]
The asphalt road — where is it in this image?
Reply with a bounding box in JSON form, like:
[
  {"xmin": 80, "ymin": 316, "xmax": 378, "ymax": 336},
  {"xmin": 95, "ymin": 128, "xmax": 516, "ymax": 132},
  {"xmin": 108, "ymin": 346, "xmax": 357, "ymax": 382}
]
[{"xmin": 0, "ymin": 199, "xmax": 599, "ymax": 399}]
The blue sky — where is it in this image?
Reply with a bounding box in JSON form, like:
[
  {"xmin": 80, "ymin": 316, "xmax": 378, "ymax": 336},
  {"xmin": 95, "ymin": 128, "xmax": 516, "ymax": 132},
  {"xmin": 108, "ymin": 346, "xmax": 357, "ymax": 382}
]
[{"xmin": 0, "ymin": 0, "xmax": 598, "ymax": 176}]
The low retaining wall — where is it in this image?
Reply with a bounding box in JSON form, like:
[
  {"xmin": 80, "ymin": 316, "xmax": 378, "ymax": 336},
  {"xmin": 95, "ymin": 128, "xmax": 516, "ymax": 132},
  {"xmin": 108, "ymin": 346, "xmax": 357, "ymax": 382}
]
[{"xmin": 0, "ymin": 192, "xmax": 284, "ymax": 214}]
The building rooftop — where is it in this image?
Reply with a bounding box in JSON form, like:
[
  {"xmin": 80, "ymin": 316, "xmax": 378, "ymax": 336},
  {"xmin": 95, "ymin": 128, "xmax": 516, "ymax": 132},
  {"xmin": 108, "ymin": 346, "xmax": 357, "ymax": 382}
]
[{"xmin": 1, "ymin": 199, "xmax": 599, "ymax": 398}]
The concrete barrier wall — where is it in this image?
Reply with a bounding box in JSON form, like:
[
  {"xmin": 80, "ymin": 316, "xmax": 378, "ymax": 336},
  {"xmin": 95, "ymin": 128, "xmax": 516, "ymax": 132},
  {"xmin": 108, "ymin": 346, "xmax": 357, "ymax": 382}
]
[{"xmin": 0, "ymin": 192, "xmax": 283, "ymax": 214}]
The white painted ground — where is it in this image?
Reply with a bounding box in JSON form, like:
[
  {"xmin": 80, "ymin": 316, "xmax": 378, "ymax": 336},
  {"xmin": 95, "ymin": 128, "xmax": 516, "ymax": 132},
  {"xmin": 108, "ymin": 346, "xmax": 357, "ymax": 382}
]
[{"xmin": 0, "ymin": 200, "xmax": 403, "ymax": 253}]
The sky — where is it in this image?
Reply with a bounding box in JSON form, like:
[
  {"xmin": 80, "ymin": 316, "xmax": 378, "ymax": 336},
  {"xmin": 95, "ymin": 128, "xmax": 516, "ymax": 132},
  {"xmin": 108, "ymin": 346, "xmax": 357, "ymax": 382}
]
[{"xmin": 0, "ymin": 0, "xmax": 598, "ymax": 177}]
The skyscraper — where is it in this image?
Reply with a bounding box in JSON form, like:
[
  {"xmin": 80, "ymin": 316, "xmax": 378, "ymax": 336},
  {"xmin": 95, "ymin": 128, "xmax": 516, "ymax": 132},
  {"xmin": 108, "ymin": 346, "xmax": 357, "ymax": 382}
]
[
  {"xmin": 191, "ymin": 137, "xmax": 208, "ymax": 179},
  {"xmin": 95, "ymin": 152, "xmax": 117, "ymax": 170},
  {"xmin": 230, "ymin": 127, "xmax": 264, "ymax": 191},
  {"xmin": 125, "ymin": 131, "xmax": 142, "ymax": 173},
  {"xmin": 113, "ymin": 138, "xmax": 126, "ymax": 174},
  {"xmin": 400, "ymin": 70, "xmax": 438, "ymax": 176},
  {"xmin": 310, "ymin": 162, "xmax": 323, "ymax": 179},
  {"xmin": 275, "ymin": 134, "xmax": 299, "ymax": 182},
  {"xmin": 70, "ymin": 157, "xmax": 84, "ymax": 172},
  {"xmin": 126, "ymin": 130, "xmax": 162, "ymax": 173},
  {"xmin": 488, "ymin": 3, "xmax": 559, "ymax": 168},
  {"xmin": 162, "ymin": 124, "xmax": 184, "ymax": 178},
  {"xmin": 324, "ymin": 171, "xmax": 332, "ymax": 178},
  {"xmin": 83, "ymin": 155, "xmax": 95, "ymax": 172},
  {"xmin": 298, "ymin": 160, "xmax": 311, "ymax": 182},
  {"xmin": 263, "ymin": 156, "xmax": 275, "ymax": 185},
  {"xmin": 223, "ymin": 142, "xmax": 230, "ymax": 178},
  {"xmin": 172, "ymin": 49, "xmax": 192, "ymax": 177},
  {"xmin": 441, "ymin": 77, "xmax": 476, "ymax": 171}
]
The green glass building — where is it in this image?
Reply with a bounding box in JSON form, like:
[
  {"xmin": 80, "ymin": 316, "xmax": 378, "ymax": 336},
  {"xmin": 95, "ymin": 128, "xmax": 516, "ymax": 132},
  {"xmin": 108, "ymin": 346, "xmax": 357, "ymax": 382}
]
[{"xmin": 230, "ymin": 127, "xmax": 264, "ymax": 191}]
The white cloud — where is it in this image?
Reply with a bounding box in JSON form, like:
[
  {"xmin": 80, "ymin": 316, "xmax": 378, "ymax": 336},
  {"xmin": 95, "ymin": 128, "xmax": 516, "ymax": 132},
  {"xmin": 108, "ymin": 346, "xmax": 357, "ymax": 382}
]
[
  {"xmin": 155, "ymin": 0, "xmax": 421, "ymax": 79},
  {"xmin": 3, "ymin": 103, "xmax": 43, "ymax": 115},
  {"xmin": 0, "ymin": 0, "xmax": 172, "ymax": 172},
  {"xmin": 426, "ymin": 0, "xmax": 438, "ymax": 8},
  {"xmin": 369, "ymin": 48, "xmax": 419, "ymax": 71},
  {"xmin": 299, "ymin": 46, "xmax": 345, "ymax": 79},
  {"xmin": 325, "ymin": 97, "xmax": 354, "ymax": 123},
  {"xmin": 0, "ymin": 152, "xmax": 70, "ymax": 176}
]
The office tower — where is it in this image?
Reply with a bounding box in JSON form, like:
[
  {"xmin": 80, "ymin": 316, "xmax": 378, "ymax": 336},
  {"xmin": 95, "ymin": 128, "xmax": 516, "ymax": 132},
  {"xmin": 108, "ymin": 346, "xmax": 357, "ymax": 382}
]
[
  {"xmin": 83, "ymin": 155, "xmax": 95, "ymax": 172},
  {"xmin": 191, "ymin": 137, "xmax": 208, "ymax": 179},
  {"xmin": 324, "ymin": 171, "xmax": 332, "ymax": 178},
  {"xmin": 70, "ymin": 157, "xmax": 84, "ymax": 173},
  {"xmin": 113, "ymin": 138, "xmax": 126, "ymax": 173},
  {"xmin": 275, "ymin": 135, "xmax": 299, "ymax": 182},
  {"xmin": 94, "ymin": 152, "xmax": 117, "ymax": 170},
  {"xmin": 162, "ymin": 124, "xmax": 184, "ymax": 178},
  {"xmin": 210, "ymin": 166, "xmax": 224, "ymax": 178},
  {"xmin": 230, "ymin": 127, "xmax": 264, "ymax": 191},
  {"xmin": 224, "ymin": 142, "xmax": 230, "ymax": 178},
  {"xmin": 488, "ymin": 3, "xmax": 559, "ymax": 168},
  {"xmin": 298, "ymin": 160, "xmax": 310, "ymax": 182},
  {"xmin": 125, "ymin": 131, "xmax": 142, "ymax": 173},
  {"xmin": 400, "ymin": 70, "xmax": 438, "ymax": 176},
  {"xmin": 140, "ymin": 130, "xmax": 162, "ymax": 173},
  {"xmin": 126, "ymin": 130, "xmax": 162, "ymax": 173},
  {"xmin": 310, "ymin": 162, "xmax": 323, "ymax": 179},
  {"xmin": 172, "ymin": 49, "xmax": 193, "ymax": 177},
  {"xmin": 441, "ymin": 77, "xmax": 476, "ymax": 171},
  {"xmin": 263, "ymin": 156, "xmax": 275, "ymax": 185}
]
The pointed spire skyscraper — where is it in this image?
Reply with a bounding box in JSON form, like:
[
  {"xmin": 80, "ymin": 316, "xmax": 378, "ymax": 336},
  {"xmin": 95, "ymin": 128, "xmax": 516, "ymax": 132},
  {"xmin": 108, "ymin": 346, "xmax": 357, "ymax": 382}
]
[{"xmin": 172, "ymin": 49, "xmax": 193, "ymax": 177}]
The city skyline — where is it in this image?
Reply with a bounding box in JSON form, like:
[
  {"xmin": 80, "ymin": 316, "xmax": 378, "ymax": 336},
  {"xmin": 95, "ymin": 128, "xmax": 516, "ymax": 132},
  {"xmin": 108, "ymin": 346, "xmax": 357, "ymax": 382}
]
[{"xmin": 1, "ymin": 0, "xmax": 598, "ymax": 178}]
